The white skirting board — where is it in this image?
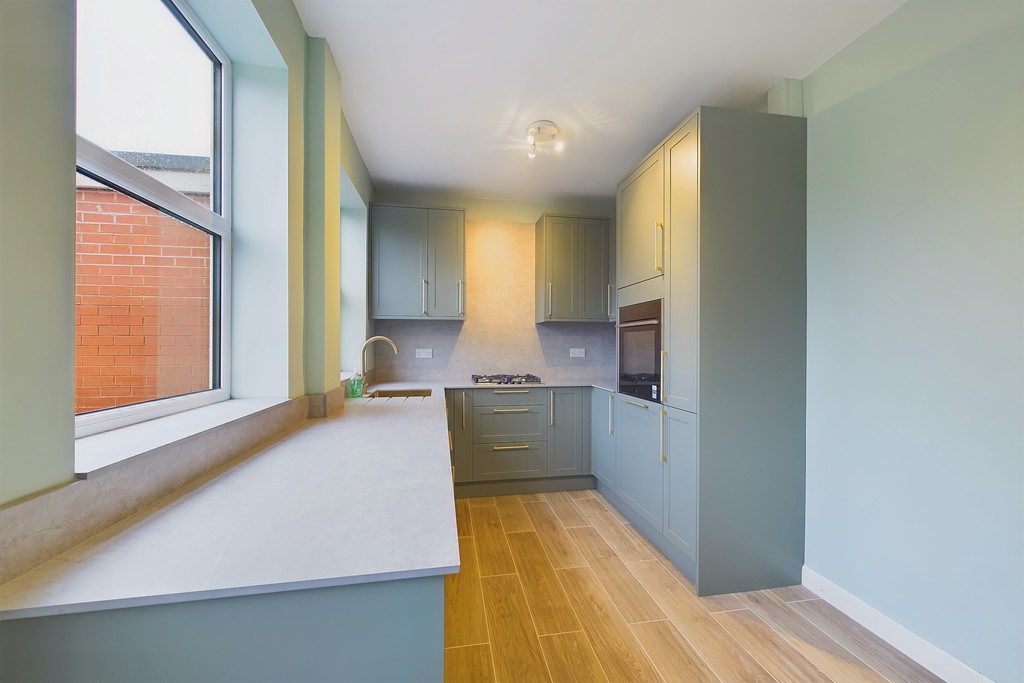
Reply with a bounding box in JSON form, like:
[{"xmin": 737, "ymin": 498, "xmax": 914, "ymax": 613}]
[{"xmin": 802, "ymin": 566, "xmax": 992, "ymax": 683}]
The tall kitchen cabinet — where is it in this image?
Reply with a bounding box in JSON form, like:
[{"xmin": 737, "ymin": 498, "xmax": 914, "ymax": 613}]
[
  {"xmin": 612, "ymin": 106, "xmax": 806, "ymax": 596},
  {"xmin": 370, "ymin": 204, "xmax": 465, "ymax": 319},
  {"xmin": 535, "ymin": 215, "xmax": 613, "ymax": 322}
]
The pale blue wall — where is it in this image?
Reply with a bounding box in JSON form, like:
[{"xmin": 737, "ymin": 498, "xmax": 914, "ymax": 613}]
[{"xmin": 804, "ymin": 2, "xmax": 1024, "ymax": 681}]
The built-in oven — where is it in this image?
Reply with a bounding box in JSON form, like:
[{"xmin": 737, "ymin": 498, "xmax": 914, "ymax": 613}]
[{"xmin": 617, "ymin": 299, "xmax": 662, "ymax": 402}]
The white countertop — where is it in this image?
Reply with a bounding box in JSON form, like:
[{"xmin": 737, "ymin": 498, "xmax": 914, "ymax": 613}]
[{"xmin": 0, "ymin": 382, "xmax": 459, "ymax": 621}]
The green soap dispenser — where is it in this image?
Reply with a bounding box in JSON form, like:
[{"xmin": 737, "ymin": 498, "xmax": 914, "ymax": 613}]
[{"xmin": 348, "ymin": 371, "xmax": 363, "ymax": 398}]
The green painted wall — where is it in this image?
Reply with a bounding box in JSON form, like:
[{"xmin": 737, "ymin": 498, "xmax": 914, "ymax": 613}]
[
  {"xmin": 0, "ymin": 0, "xmax": 76, "ymax": 506},
  {"xmin": 303, "ymin": 37, "xmax": 343, "ymax": 395},
  {"xmin": 804, "ymin": 2, "xmax": 1024, "ymax": 681}
]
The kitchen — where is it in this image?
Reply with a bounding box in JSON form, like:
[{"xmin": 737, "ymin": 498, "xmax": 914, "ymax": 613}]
[{"xmin": 0, "ymin": 1, "xmax": 1021, "ymax": 682}]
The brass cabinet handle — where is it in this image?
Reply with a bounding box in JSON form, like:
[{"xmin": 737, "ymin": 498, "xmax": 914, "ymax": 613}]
[
  {"xmin": 607, "ymin": 283, "xmax": 612, "ymax": 318},
  {"xmin": 549, "ymin": 390, "xmax": 554, "ymax": 426},
  {"xmin": 493, "ymin": 407, "xmax": 530, "ymax": 413},
  {"xmin": 547, "ymin": 282, "xmax": 553, "ymax": 317},
  {"xmin": 493, "ymin": 444, "xmax": 530, "ymax": 451},
  {"xmin": 655, "ymin": 220, "xmax": 664, "ymax": 272},
  {"xmin": 623, "ymin": 398, "xmax": 649, "ymax": 409},
  {"xmin": 461, "ymin": 391, "xmax": 466, "ymax": 430},
  {"xmin": 659, "ymin": 410, "xmax": 667, "ymax": 462},
  {"xmin": 421, "ymin": 279, "xmax": 428, "ymax": 315},
  {"xmin": 457, "ymin": 279, "xmax": 463, "ymax": 316},
  {"xmin": 493, "ymin": 389, "xmax": 530, "ymax": 394}
]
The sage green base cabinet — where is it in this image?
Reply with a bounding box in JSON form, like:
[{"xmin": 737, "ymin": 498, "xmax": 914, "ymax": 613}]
[
  {"xmin": 445, "ymin": 389, "xmax": 473, "ymax": 483},
  {"xmin": 535, "ymin": 215, "xmax": 612, "ymax": 322},
  {"xmin": 370, "ymin": 204, "xmax": 465, "ymax": 319},
  {"xmin": 590, "ymin": 388, "xmax": 617, "ymax": 488},
  {"xmin": 615, "ymin": 396, "xmax": 663, "ymax": 529},
  {"xmin": 548, "ymin": 388, "xmax": 585, "ymax": 476},
  {"xmin": 447, "ymin": 387, "xmax": 589, "ymax": 492},
  {"xmin": 0, "ymin": 577, "xmax": 444, "ymax": 682}
]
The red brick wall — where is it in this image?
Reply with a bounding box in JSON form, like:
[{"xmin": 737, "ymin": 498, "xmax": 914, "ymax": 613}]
[{"xmin": 75, "ymin": 187, "xmax": 213, "ymax": 414}]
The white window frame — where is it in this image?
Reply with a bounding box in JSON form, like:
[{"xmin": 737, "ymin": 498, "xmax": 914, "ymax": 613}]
[{"xmin": 74, "ymin": 0, "xmax": 232, "ymax": 438}]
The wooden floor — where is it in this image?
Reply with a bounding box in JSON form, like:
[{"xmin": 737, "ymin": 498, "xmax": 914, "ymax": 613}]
[{"xmin": 444, "ymin": 491, "xmax": 941, "ymax": 683}]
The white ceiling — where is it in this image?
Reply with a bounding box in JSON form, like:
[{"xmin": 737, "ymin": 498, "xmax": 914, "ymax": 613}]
[{"xmin": 292, "ymin": 0, "xmax": 906, "ymax": 204}]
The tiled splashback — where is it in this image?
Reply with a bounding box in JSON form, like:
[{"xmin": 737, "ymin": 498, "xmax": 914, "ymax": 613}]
[{"xmin": 373, "ymin": 219, "xmax": 615, "ymax": 383}]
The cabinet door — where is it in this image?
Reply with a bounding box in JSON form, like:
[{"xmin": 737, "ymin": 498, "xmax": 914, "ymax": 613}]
[
  {"xmin": 370, "ymin": 205, "xmax": 428, "ymax": 317},
  {"xmin": 426, "ymin": 209, "xmax": 465, "ymax": 318},
  {"xmin": 548, "ymin": 388, "xmax": 583, "ymax": 476},
  {"xmin": 617, "ymin": 148, "xmax": 664, "ymax": 289},
  {"xmin": 590, "ymin": 388, "xmax": 617, "ymax": 488},
  {"xmin": 664, "ymin": 117, "xmax": 699, "ymax": 412},
  {"xmin": 615, "ymin": 395, "xmax": 664, "ymax": 529},
  {"xmin": 448, "ymin": 389, "xmax": 474, "ymax": 483},
  {"xmin": 663, "ymin": 406, "xmax": 697, "ymax": 562},
  {"xmin": 544, "ymin": 216, "xmax": 578, "ymax": 320},
  {"xmin": 579, "ymin": 219, "xmax": 611, "ymax": 320}
]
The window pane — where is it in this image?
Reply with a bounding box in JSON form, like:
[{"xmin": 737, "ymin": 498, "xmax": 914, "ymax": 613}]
[
  {"xmin": 75, "ymin": 173, "xmax": 215, "ymax": 415},
  {"xmin": 77, "ymin": 0, "xmax": 217, "ymax": 211}
]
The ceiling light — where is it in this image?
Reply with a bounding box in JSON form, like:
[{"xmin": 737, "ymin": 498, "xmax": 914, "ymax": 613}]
[{"xmin": 525, "ymin": 120, "xmax": 559, "ymax": 158}]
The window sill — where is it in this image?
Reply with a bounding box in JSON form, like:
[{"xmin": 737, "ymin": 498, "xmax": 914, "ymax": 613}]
[{"xmin": 75, "ymin": 398, "xmax": 289, "ymax": 478}]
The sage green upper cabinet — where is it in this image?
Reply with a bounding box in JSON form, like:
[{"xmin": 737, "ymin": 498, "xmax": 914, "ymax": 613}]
[
  {"xmin": 616, "ymin": 148, "xmax": 664, "ymax": 289},
  {"xmin": 548, "ymin": 387, "xmax": 585, "ymax": 477},
  {"xmin": 370, "ymin": 204, "xmax": 465, "ymax": 319},
  {"xmin": 535, "ymin": 215, "xmax": 611, "ymax": 322},
  {"xmin": 663, "ymin": 118, "xmax": 698, "ymax": 412}
]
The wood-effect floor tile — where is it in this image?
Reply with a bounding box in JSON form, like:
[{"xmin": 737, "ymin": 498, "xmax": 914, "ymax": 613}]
[
  {"xmin": 521, "ymin": 501, "xmax": 588, "ymax": 569},
  {"xmin": 576, "ymin": 494, "xmax": 629, "ymax": 524},
  {"xmin": 589, "ymin": 555, "xmax": 666, "ymax": 624},
  {"xmin": 629, "ymin": 619, "xmax": 720, "ymax": 683},
  {"xmin": 566, "ymin": 526, "xmax": 617, "ymax": 563},
  {"xmin": 789, "ymin": 598, "xmax": 945, "ymax": 683},
  {"xmin": 471, "ymin": 503, "xmax": 516, "ymax": 576},
  {"xmin": 539, "ymin": 631, "xmax": 610, "ymax": 683},
  {"xmin": 467, "ymin": 496, "xmax": 497, "ymax": 507},
  {"xmin": 713, "ymin": 607, "xmax": 831, "ymax": 683},
  {"xmin": 541, "ymin": 491, "xmax": 591, "ymax": 528},
  {"xmin": 624, "ymin": 524, "xmax": 697, "ymax": 594},
  {"xmin": 518, "ymin": 493, "xmax": 543, "ymax": 502},
  {"xmin": 567, "ymin": 489, "xmax": 596, "ymax": 500},
  {"xmin": 590, "ymin": 514, "xmax": 653, "ymax": 562},
  {"xmin": 445, "ymin": 644, "xmax": 495, "ymax": 683},
  {"xmin": 505, "ymin": 531, "xmax": 581, "ymax": 635},
  {"xmin": 454, "ymin": 498, "xmax": 473, "ymax": 538},
  {"xmin": 771, "ymin": 584, "xmax": 818, "ymax": 603},
  {"xmin": 494, "ymin": 495, "xmax": 535, "ymax": 533},
  {"xmin": 444, "ymin": 536, "xmax": 489, "ymax": 648},
  {"xmin": 627, "ymin": 560, "xmax": 772, "ymax": 682},
  {"xmin": 556, "ymin": 566, "xmax": 663, "ymax": 683},
  {"xmin": 699, "ymin": 592, "xmax": 746, "ymax": 613},
  {"xmin": 480, "ymin": 574, "xmax": 551, "ymax": 683},
  {"xmin": 736, "ymin": 590, "xmax": 889, "ymax": 683}
]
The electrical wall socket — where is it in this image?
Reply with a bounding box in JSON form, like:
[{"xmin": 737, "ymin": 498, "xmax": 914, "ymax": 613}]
[
  {"xmin": 569, "ymin": 348, "xmax": 586, "ymax": 358},
  {"xmin": 415, "ymin": 348, "xmax": 433, "ymax": 359}
]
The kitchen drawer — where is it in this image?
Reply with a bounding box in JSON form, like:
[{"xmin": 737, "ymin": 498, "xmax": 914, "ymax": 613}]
[
  {"xmin": 473, "ymin": 442, "xmax": 546, "ymax": 480},
  {"xmin": 474, "ymin": 387, "xmax": 548, "ymax": 406},
  {"xmin": 473, "ymin": 405, "xmax": 547, "ymax": 444}
]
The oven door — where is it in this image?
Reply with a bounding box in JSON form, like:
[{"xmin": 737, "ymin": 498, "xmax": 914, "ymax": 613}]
[{"xmin": 617, "ymin": 301, "xmax": 662, "ymax": 401}]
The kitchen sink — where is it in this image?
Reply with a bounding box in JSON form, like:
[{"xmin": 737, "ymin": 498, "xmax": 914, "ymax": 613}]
[{"xmin": 368, "ymin": 388, "xmax": 432, "ymax": 398}]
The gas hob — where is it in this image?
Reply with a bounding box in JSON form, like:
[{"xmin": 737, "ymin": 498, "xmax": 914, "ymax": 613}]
[{"xmin": 471, "ymin": 373, "xmax": 542, "ymax": 385}]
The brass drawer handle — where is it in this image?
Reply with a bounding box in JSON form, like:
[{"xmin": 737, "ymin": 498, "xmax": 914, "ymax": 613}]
[
  {"xmin": 493, "ymin": 389, "xmax": 530, "ymax": 394},
  {"xmin": 623, "ymin": 398, "xmax": 649, "ymax": 409},
  {"xmin": 493, "ymin": 444, "xmax": 530, "ymax": 451},
  {"xmin": 493, "ymin": 407, "xmax": 530, "ymax": 413}
]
